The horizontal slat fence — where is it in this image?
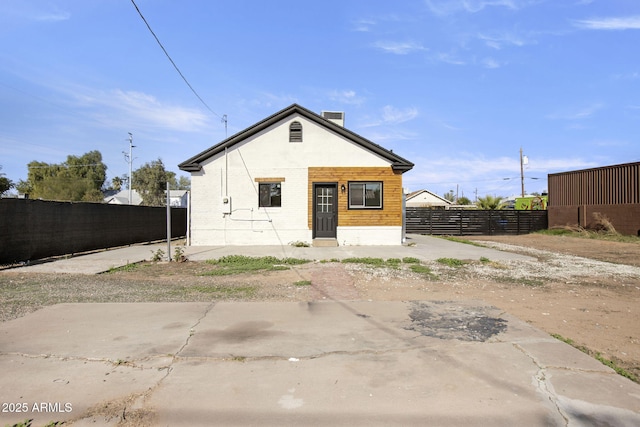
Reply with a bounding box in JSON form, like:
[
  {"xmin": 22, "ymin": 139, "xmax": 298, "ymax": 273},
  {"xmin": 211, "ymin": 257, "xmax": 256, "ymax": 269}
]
[
  {"xmin": 406, "ymin": 208, "xmax": 547, "ymax": 236},
  {"xmin": 0, "ymin": 198, "xmax": 186, "ymax": 264}
]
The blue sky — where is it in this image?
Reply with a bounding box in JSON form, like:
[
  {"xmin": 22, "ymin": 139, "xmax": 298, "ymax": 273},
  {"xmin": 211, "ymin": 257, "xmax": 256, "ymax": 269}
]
[{"xmin": 1, "ymin": 0, "xmax": 638, "ymax": 200}]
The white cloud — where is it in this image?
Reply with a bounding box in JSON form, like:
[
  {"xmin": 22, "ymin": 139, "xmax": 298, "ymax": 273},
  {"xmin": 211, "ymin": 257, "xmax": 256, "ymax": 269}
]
[
  {"xmin": 372, "ymin": 40, "xmax": 426, "ymax": 55},
  {"xmin": 477, "ymin": 32, "xmax": 527, "ymax": 49},
  {"xmin": 327, "ymin": 89, "xmax": 365, "ymax": 106},
  {"xmin": 574, "ymin": 16, "xmax": 640, "ymax": 30},
  {"xmin": 35, "ymin": 11, "xmax": 70, "ymax": 22},
  {"xmin": 482, "ymin": 57, "xmax": 502, "ymax": 69},
  {"xmin": 403, "ymin": 153, "xmax": 598, "ymax": 195},
  {"xmin": 72, "ymin": 88, "xmax": 211, "ymax": 132},
  {"xmin": 425, "ymin": 0, "xmax": 518, "ymax": 16},
  {"xmin": 546, "ymin": 104, "xmax": 604, "ymax": 120},
  {"xmin": 433, "ymin": 52, "xmax": 466, "ymax": 65},
  {"xmin": 352, "ymin": 18, "xmax": 376, "ymax": 32},
  {"xmin": 382, "ymin": 105, "xmax": 419, "ymax": 124}
]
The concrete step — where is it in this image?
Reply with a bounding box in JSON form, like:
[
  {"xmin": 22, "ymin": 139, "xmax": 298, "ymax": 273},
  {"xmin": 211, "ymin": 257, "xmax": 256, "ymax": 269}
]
[{"xmin": 312, "ymin": 238, "xmax": 338, "ymax": 247}]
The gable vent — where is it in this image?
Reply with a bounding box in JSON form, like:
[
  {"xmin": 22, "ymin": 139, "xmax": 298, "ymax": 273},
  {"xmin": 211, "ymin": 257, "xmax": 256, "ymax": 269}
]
[{"xmin": 322, "ymin": 111, "xmax": 345, "ymax": 127}]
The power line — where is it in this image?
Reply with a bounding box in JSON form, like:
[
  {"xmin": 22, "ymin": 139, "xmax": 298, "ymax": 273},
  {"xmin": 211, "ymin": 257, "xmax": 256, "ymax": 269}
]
[{"xmin": 130, "ymin": 0, "xmax": 225, "ymax": 123}]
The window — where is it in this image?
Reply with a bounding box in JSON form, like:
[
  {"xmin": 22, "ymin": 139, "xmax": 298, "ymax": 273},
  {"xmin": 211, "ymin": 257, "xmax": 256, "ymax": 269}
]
[
  {"xmin": 349, "ymin": 182, "xmax": 382, "ymax": 209},
  {"xmin": 259, "ymin": 183, "xmax": 281, "ymax": 207},
  {"xmin": 289, "ymin": 121, "xmax": 302, "ymax": 142}
]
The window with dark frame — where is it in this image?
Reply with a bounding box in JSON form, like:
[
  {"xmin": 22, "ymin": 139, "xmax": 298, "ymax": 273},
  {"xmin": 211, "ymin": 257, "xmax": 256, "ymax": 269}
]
[
  {"xmin": 349, "ymin": 182, "xmax": 382, "ymax": 209},
  {"xmin": 259, "ymin": 183, "xmax": 281, "ymax": 207},
  {"xmin": 289, "ymin": 121, "xmax": 302, "ymax": 142}
]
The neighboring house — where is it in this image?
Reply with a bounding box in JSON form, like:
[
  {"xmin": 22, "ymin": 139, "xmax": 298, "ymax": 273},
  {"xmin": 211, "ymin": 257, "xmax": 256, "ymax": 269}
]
[
  {"xmin": 178, "ymin": 104, "xmax": 414, "ymax": 246},
  {"xmin": 168, "ymin": 190, "xmax": 189, "ymax": 208},
  {"xmin": 405, "ymin": 189, "xmax": 452, "ymax": 209},
  {"xmin": 103, "ymin": 189, "xmax": 188, "ymax": 207},
  {"xmin": 104, "ymin": 189, "xmax": 143, "ymax": 205},
  {"xmin": 548, "ymin": 161, "xmax": 640, "ymax": 236}
]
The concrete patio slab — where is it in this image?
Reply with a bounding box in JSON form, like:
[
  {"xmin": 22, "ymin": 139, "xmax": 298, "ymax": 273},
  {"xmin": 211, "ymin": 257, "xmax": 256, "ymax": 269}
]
[{"xmin": 1, "ymin": 300, "xmax": 639, "ymax": 426}]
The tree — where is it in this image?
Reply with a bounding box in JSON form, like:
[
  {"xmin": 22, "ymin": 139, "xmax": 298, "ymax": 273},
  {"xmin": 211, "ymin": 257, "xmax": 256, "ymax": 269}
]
[
  {"xmin": 177, "ymin": 175, "xmax": 191, "ymax": 191},
  {"xmin": 443, "ymin": 190, "xmax": 455, "ymax": 202},
  {"xmin": 110, "ymin": 176, "xmax": 126, "ymax": 191},
  {"xmin": 0, "ymin": 165, "xmax": 14, "ymax": 196},
  {"xmin": 132, "ymin": 158, "xmax": 171, "ymax": 206},
  {"xmin": 19, "ymin": 151, "xmax": 107, "ymax": 201},
  {"xmin": 476, "ymin": 195, "xmax": 504, "ymax": 210},
  {"xmin": 457, "ymin": 196, "xmax": 472, "ymax": 205}
]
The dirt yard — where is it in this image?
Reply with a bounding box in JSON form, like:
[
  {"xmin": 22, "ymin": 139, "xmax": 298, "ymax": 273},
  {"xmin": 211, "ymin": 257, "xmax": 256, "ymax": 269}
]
[{"xmin": 1, "ymin": 234, "xmax": 639, "ymax": 382}]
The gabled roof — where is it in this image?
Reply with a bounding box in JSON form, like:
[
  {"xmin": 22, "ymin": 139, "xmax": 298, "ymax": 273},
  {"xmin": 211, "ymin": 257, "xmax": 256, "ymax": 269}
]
[
  {"xmin": 178, "ymin": 103, "xmax": 414, "ymax": 173},
  {"xmin": 406, "ymin": 189, "xmax": 452, "ymax": 204}
]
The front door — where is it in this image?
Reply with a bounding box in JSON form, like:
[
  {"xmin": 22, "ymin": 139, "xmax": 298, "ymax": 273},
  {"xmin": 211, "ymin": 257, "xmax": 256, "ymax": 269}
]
[{"xmin": 313, "ymin": 183, "xmax": 337, "ymax": 238}]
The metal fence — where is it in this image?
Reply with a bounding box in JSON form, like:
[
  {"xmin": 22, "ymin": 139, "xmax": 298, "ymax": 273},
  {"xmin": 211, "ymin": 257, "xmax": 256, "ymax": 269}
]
[
  {"xmin": 405, "ymin": 208, "xmax": 548, "ymax": 236},
  {"xmin": 0, "ymin": 198, "xmax": 186, "ymax": 264}
]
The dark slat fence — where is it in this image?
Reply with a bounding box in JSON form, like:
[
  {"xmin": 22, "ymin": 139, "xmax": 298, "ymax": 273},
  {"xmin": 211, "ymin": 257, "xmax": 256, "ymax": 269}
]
[
  {"xmin": 406, "ymin": 208, "xmax": 547, "ymax": 236},
  {"xmin": 0, "ymin": 198, "xmax": 186, "ymax": 264}
]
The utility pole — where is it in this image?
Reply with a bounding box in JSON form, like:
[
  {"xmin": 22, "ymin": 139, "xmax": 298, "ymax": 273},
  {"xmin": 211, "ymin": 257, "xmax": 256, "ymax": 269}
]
[
  {"xmin": 124, "ymin": 133, "xmax": 136, "ymax": 204},
  {"xmin": 520, "ymin": 147, "xmax": 525, "ymax": 197}
]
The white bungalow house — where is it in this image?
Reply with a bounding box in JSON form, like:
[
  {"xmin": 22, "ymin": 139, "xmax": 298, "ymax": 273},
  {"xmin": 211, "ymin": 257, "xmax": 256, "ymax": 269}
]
[
  {"xmin": 405, "ymin": 189, "xmax": 452, "ymax": 209},
  {"xmin": 178, "ymin": 104, "xmax": 414, "ymax": 246}
]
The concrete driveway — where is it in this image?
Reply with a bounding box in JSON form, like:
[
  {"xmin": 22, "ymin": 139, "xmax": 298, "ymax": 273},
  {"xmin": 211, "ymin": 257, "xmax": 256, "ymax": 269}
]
[
  {"xmin": 2, "ymin": 300, "xmax": 640, "ymax": 426},
  {"xmin": 2, "ymin": 236, "xmax": 639, "ymax": 425},
  {"xmin": 2, "ymin": 234, "xmax": 533, "ymax": 275}
]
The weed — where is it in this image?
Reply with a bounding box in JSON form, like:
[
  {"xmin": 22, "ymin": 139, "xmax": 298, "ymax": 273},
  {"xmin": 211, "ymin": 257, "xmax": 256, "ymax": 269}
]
[
  {"xmin": 290, "ymin": 241, "xmax": 310, "ymax": 247},
  {"xmin": 480, "ymin": 257, "xmax": 491, "ymax": 264},
  {"xmin": 409, "ymin": 264, "xmax": 438, "ymax": 280},
  {"xmin": 106, "ymin": 262, "xmax": 140, "ymax": 273},
  {"xmin": 151, "ymin": 248, "xmax": 165, "ymax": 262},
  {"xmin": 232, "ymin": 356, "xmax": 247, "ymax": 362},
  {"xmin": 402, "ymin": 257, "xmax": 421, "ymax": 264},
  {"xmin": 436, "ymin": 257, "xmax": 466, "ymax": 268},
  {"xmin": 202, "ymin": 256, "xmax": 311, "ymax": 276},
  {"xmin": 536, "ymin": 228, "xmax": 640, "ymax": 244},
  {"xmin": 341, "ymin": 257, "xmax": 386, "ymax": 267},
  {"xmin": 294, "ymin": 280, "xmax": 312, "ymax": 286},
  {"xmin": 551, "ymin": 333, "xmax": 638, "ymax": 383},
  {"xmin": 173, "ymin": 246, "xmax": 187, "ymax": 262},
  {"xmin": 386, "ymin": 258, "xmax": 402, "ymax": 268}
]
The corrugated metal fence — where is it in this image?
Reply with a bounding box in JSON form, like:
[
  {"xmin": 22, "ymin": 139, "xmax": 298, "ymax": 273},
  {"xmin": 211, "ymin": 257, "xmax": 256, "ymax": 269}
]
[
  {"xmin": 0, "ymin": 198, "xmax": 186, "ymax": 264},
  {"xmin": 547, "ymin": 162, "xmax": 640, "ymax": 236},
  {"xmin": 406, "ymin": 208, "xmax": 548, "ymax": 236}
]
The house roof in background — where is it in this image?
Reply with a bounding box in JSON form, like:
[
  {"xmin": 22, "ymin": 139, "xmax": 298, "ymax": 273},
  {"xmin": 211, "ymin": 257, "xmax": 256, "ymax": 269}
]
[
  {"xmin": 406, "ymin": 189, "xmax": 452, "ymax": 205},
  {"xmin": 178, "ymin": 104, "xmax": 414, "ymax": 173}
]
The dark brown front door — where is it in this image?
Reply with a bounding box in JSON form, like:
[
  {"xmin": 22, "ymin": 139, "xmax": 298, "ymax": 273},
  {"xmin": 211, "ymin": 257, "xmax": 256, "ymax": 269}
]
[{"xmin": 314, "ymin": 183, "xmax": 337, "ymax": 238}]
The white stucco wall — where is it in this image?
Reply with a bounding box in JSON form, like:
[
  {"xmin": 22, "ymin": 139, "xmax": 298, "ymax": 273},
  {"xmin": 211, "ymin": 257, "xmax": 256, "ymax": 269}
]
[{"xmin": 189, "ymin": 113, "xmax": 402, "ymax": 246}]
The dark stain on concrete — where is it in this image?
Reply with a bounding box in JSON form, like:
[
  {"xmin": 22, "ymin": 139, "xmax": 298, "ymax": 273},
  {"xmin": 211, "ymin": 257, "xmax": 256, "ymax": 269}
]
[
  {"xmin": 202, "ymin": 321, "xmax": 280, "ymax": 343},
  {"xmin": 405, "ymin": 301, "xmax": 507, "ymax": 342}
]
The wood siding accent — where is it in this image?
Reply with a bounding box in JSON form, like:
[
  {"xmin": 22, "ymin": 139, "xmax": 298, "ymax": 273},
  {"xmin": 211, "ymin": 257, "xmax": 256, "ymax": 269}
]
[
  {"xmin": 255, "ymin": 177, "xmax": 286, "ymax": 182},
  {"xmin": 308, "ymin": 167, "xmax": 403, "ymax": 229}
]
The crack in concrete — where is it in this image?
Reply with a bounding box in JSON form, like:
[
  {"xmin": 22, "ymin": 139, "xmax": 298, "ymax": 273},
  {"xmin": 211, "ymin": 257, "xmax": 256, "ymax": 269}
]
[
  {"xmin": 166, "ymin": 345, "xmax": 425, "ymax": 364},
  {"xmin": 65, "ymin": 302, "xmax": 218, "ymax": 426},
  {"xmin": 513, "ymin": 343, "xmax": 570, "ymax": 426}
]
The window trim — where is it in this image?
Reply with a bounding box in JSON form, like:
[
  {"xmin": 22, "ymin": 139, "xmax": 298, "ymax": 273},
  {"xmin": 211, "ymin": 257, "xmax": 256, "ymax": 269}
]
[
  {"xmin": 258, "ymin": 182, "xmax": 282, "ymax": 208},
  {"xmin": 348, "ymin": 181, "xmax": 383, "ymax": 209}
]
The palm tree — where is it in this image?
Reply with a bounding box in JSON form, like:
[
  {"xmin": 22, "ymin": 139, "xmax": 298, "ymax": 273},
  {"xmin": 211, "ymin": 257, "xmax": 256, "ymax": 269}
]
[{"xmin": 476, "ymin": 195, "xmax": 504, "ymax": 210}]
